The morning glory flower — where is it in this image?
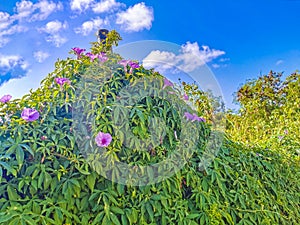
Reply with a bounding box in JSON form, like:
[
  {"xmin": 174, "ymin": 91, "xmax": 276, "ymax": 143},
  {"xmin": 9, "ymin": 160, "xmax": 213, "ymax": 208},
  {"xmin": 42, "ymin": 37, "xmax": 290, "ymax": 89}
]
[
  {"xmin": 95, "ymin": 132, "xmax": 112, "ymax": 147},
  {"xmin": 184, "ymin": 112, "xmax": 205, "ymax": 122},
  {"xmin": 72, "ymin": 47, "xmax": 86, "ymax": 59},
  {"xmin": 129, "ymin": 61, "xmax": 140, "ymax": 69},
  {"xmin": 129, "ymin": 61, "xmax": 140, "ymax": 73},
  {"xmin": 118, "ymin": 60, "xmax": 129, "ymax": 70},
  {"xmin": 184, "ymin": 112, "xmax": 195, "ymax": 121},
  {"xmin": 193, "ymin": 114, "xmax": 206, "ymax": 122},
  {"xmin": 278, "ymin": 135, "xmax": 283, "ymax": 141},
  {"xmin": 0, "ymin": 94, "xmax": 12, "ymax": 103},
  {"xmin": 97, "ymin": 52, "xmax": 108, "ymax": 62},
  {"xmin": 183, "ymin": 93, "xmax": 189, "ymax": 101},
  {"xmin": 55, "ymin": 77, "xmax": 71, "ymax": 86},
  {"xmin": 86, "ymin": 52, "xmax": 98, "ymax": 61},
  {"xmin": 163, "ymin": 78, "xmax": 173, "ymax": 89},
  {"xmin": 284, "ymin": 129, "xmax": 288, "ymax": 135},
  {"xmin": 21, "ymin": 108, "xmax": 40, "ymax": 122}
]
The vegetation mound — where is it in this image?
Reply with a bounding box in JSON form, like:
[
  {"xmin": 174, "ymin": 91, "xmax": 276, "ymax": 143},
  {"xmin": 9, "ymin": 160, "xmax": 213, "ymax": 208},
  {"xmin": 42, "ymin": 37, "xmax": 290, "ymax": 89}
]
[{"xmin": 0, "ymin": 31, "xmax": 299, "ymax": 225}]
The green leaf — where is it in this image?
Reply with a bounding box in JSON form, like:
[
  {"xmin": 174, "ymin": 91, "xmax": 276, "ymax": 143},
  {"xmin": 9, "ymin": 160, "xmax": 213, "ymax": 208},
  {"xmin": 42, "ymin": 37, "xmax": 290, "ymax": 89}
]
[
  {"xmin": 87, "ymin": 173, "xmax": 96, "ymax": 192},
  {"xmin": 110, "ymin": 213, "xmax": 121, "ymax": 225},
  {"xmin": 110, "ymin": 206, "xmax": 124, "ymax": 215},
  {"xmin": 7, "ymin": 185, "xmax": 19, "ymax": 201},
  {"xmin": 0, "ymin": 161, "xmax": 17, "ymax": 177}
]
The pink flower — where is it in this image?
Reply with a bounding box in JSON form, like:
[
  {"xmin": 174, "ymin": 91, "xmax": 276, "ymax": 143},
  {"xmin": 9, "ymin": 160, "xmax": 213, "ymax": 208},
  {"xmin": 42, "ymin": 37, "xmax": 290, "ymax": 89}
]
[
  {"xmin": 183, "ymin": 93, "xmax": 189, "ymax": 101},
  {"xmin": 0, "ymin": 94, "xmax": 12, "ymax": 103},
  {"xmin": 86, "ymin": 52, "xmax": 98, "ymax": 61},
  {"xmin": 95, "ymin": 132, "xmax": 112, "ymax": 147},
  {"xmin": 72, "ymin": 47, "xmax": 86, "ymax": 59},
  {"xmin": 97, "ymin": 52, "xmax": 108, "ymax": 62},
  {"xmin": 118, "ymin": 59, "xmax": 129, "ymax": 70},
  {"xmin": 184, "ymin": 112, "xmax": 194, "ymax": 121},
  {"xmin": 284, "ymin": 129, "xmax": 288, "ymax": 135},
  {"xmin": 55, "ymin": 77, "xmax": 71, "ymax": 86},
  {"xmin": 21, "ymin": 108, "xmax": 40, "ymax": 122},
  {"xmin": 163, "ymin": 78, "xmax": 173, "ymax": 89},
  {"xmin": 193, "ymin": 114, "xmax": 206, "ymax": 122},
  {"xmin": 184, "ymin": 112, "xmax": 205, "ymax": 122},
  {"xmin": 41, "ymin": 135, "xmax": 47, "ymax": 141},
  {"xmin": 129, "ymin": 61, "xmax": 140, "ymax": 69},
  {"xmin": 129, "ymin": 61, "xmax": 140, "ymax": 73}
]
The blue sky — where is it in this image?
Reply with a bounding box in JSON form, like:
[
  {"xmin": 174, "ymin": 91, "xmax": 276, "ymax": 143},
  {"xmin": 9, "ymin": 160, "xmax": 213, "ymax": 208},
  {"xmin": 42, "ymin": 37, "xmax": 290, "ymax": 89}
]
[{"xmin": 0, "ymin": 0, "xmax": 299, "ymax": 110}]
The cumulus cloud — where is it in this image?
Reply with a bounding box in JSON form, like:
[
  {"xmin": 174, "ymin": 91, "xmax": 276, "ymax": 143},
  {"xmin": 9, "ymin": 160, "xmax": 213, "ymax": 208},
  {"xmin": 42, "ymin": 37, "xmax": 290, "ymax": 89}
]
[
  {"xmin": 39, "ymin": 20, "xmax": 68, "ymax": 34},
  {"xmin": 0, "ymin": 1, "xmax": 62, "ymax": 47},
  {"xmin": 33, "ymin": 51, "xmax": 50, "ymax": 63},
  {"xmin": 143, "ymin": 51, "xmax": 178, "ymax": 72},
  {"xmin": 0, "ymin": 54, "xmax": 29, "ymax": 85},
  {"xmin": 70, "ymin": 0, "xmax": 94, "ymax": 13},
  {"xmin": 13, "ymin": 0, "xmax": 34, "ymax": 20},
  {"xmin": 39, "ymin": 20, "xmax": 68, "ymax": 47},
  {"xmin": 92, "ymin": 0, "xmax": 122, "ymax": 13},
  {"xmin": 13, "ymin": 0, "xmax": 63, "ymax": 22},
  {"xmin": 143, "ymin": 42, "xmax": 225, "ymax": 73},
  {"xmin": 45, "ymin": 34, "xmax": 67, "ymax": 47},
  {"xmin": 116, "ymin": 2, "xmax": 153, "ymax": 32},
  {"xmin": 74, "ymin": 17, "xmax": 108, "ymax": 36}
]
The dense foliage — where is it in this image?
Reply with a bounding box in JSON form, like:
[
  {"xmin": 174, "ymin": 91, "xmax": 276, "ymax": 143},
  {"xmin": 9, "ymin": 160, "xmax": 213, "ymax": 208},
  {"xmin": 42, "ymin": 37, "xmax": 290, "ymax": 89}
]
[
  {"xmin": 226, "ymin": 71, "xmax": 300, "ymax": 160},
  {"xmin": 0, "ymin": 31, "xmax": 299, "ymax": 224}
]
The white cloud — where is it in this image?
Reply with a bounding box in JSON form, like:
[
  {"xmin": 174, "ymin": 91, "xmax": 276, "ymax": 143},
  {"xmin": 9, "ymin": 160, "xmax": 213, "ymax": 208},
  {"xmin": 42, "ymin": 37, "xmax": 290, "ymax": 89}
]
[
  {"xmin": 33, "ymin": 51, "xmax": 50, "ymax": 63},
  {"xmin": 219, "ymin": 57, "xmax": 230, "ymax": 62},
  {"xmin": 212, "ymin": 64, "xmax": 220, "ymax": 68},
  {"xmin": 142, "ymin": 50, "xmax": 178, "ymax": 71},
  {"xmin": 70, "ymin": 0, "xmax": 94, "ymax": 13},
  {"xmin": 14, "ymin": 0, "xmax": 34, "ymax": 20},
  {"xmin": 31, "ymin": 0, "xmax": 63, "ymax": 21},
  {"xmin": 13, "ymin": 0, "xmax": 62, "ymax": 22},
  {"xmin": 74, "ymin": 17, "xmax": 108, "ymax": 36},
  {"xmin": 0, "ymin": 25, "xmax": 28, "ymax": 47},
  {"xmin": 0, "ymin": 25, "xmax": 28, "ymax": 36},
  {"xmin": 39, "ymin": 20, "xmax": 68, "ymax": 47},
  {"xmin": 0, "ymin": 54, "xmax": 29, "ymax": 84},
  {"xmin": 143, "ymin": 42, "xmax": 225, "ymax": 73},
  {"xmin": 116, "ymin": 2, "xmax": 153, "ymax": 32},
  {"xmin": 177, "ymin": 42, "xmax": 225, "ymax": 72},
  {"xmin": 0, "ymin": 38, "xmax": 10, "ymax": 48},
  {"xmin": 0, "ymin": 12, "xmax": 13, "ymax": 30},
  {"xmin": 45, "ymin": 34, "xmax": 67, "ymax": 47},
  {"xmin": 39, "ymin": 20, "xmax": 68, "ymax": 34},
  {"xmin": 92, "ymin": 0, "xmax": 122, "ymax": 13},
  {"xmin": 276, "ymin": 59, "xmax": 284, "ymax": 65},
  {"xmin": 0, "ymin": 54, "xmax": 24, "ymax": 69}
]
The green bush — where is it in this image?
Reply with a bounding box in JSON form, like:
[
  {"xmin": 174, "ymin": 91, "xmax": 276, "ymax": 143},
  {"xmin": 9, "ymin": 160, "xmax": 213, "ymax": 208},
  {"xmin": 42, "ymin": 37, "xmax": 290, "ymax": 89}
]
[
  {"xmin": 226, "ymin": 71, "xmax": 300, "ymax": 160},
  {"xmin": 0, "ymin": 31, "xmax": 299, "ymax": 224}
]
